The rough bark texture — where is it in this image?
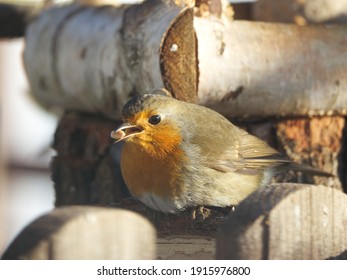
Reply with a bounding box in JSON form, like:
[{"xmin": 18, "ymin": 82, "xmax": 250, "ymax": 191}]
[
  {"xmin": 242, "ymin": 117, "xmax": 345, "ymax": 192},
  {"xmin": 275, "ymin": 117, "xmax": 345, "ymax": 191},
  {"xmin": 52, "ymin": 112, "xmax": 129, "ymax": 206}
]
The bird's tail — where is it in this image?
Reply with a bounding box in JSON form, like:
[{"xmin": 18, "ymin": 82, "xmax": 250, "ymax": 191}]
[{"xmin": 287, "ymin": 162, "xmax": 333, "ymax": 177}]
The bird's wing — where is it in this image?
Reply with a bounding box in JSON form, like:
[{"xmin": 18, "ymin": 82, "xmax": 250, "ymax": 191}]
[
  {"xmin": 207, "ymin": 127, "xmax": 291, "ymax": 174},
  {"xmin": 184, "ymin": 102, "xmax": 291, "ymax": 174}
]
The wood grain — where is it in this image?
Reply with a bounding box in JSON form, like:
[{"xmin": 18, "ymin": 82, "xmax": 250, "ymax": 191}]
[
  {"xmin": 2, "ymin": 206, "xmax": 156, "ymax": 260},
  {"xmin": 216, "ymin": 184, "xmax": 347, "ymax": 259}
]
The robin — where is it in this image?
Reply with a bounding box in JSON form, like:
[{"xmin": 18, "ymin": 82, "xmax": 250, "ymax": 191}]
[{"xmin": 111, "ymin": 89, "xmax": 331, "ymax": 213}]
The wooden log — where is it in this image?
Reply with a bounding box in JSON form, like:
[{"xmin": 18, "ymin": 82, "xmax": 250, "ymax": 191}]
[
  {"xmin": 252, "ymin": 0, "xmax": 347, "ymax": 24},
  {"xmin": 23, "ymin": 1, "xmax": 347, "ymax": 119},
  {"xmin": 24, "ymin": 1, "xmax": 197, "ymax": 119},
  {"xmin": 275, "ymin": 116, "xmax": 345, "ymax": 191},
  {"xmin": 232, "ymin": 2, "xmax": 252, "ymax": 20},
  {"xmin": 52, "ymin": 112, "xmax": 129, "ymax": 206},
  {"xmin": 2, "ymin": 206, "xmax": 156, "ymax": 259},
  {"xmin": 156, "ymin": 236, "xmax": 216, "ymax": 259},
  {"xmin": 196, "ymin": 20, "xmax": 347, "ymax": 119},
  {"xmin": 300, "ymin": 0, "xmax": 347, "ymax": 23},
  {"xmin": 216, "ymin": 184, "xmax": 347, "ymax": 260},
  {"xmin": 251, "ymin": 0, "xmax": 298, "ymax": 23},
  {"xmin": 239, "ymin": 116, "xmax": 344, "ymax": 191},
  {"xmin": 118, "ymin": 197, "xmax": 229, "ymax": 259}
]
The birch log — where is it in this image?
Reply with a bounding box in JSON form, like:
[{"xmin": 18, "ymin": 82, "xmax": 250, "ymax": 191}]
[
  {"xmin": 196, "ymin": 20, "xmax": 347, "ymax": 119},
  {"xmin": 24, "ymin": 0, "xmax": 197, "ymax": 119},
  {"xmin": 24, "ymin": 0, "xmax": 347, "ymax": 119}
]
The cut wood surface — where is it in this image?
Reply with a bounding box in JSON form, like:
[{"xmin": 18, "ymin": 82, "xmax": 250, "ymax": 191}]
[
  {"xmin": 23, "ymin": 0, "xmax": 347, "ymax": 119},
  {"xmin": 2, "ymin": 206, "xmax": 156, "ymax": 260},
  {"xmin": 216, "ymin": 184, "xmax": 347, "ymax": 260}
]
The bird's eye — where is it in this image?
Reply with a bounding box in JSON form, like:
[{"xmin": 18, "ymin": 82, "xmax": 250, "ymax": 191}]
[{"xmin": 148, "ymin": 114, "xmax": 161, "ymax": 125}]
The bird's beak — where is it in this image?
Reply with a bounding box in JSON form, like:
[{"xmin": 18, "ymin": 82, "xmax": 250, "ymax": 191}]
[{"xmin": 111, "ymin": 123, "xmax": 143, "ymax": 143}]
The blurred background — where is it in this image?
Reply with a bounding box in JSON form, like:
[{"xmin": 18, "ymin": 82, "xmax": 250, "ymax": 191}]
[{"xmin": 0, "ymin": 39, "xmax": 57, "ymax": 256}]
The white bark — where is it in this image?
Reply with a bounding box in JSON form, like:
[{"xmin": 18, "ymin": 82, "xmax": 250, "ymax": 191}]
[
  {"xmin": 24, "ymin": 1, "xmax": 347, "ymax": 119},
  {"xmin": 24, "ymin": 1, "xmax": 181, "ymax": 119},
  {"xmin": 195, "ymin": 19, "xmax": 347, "ymax": 118}
]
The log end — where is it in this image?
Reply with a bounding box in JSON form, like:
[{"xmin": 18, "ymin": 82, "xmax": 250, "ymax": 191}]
[{"xmin": 160, "ymin": 7, "xmax": 198, "ymax": 103}]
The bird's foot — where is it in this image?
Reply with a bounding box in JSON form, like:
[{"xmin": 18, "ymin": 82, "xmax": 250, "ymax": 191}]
[{"xmin": 191, "ymin": 206, "xmax": 211, "ymax": 220}]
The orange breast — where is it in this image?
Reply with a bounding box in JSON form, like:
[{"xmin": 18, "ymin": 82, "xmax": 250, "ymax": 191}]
[{"xmin": 121, "ymin": 141, "xmax": 185, "ymax": 200}]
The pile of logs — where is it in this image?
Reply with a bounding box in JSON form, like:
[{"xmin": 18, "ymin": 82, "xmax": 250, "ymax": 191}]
[{"xmin": 2, "ymin": 0, "xmax": 347, "ymax": 259}]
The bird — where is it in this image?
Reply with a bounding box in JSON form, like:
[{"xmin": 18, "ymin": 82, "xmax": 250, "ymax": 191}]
[{"xmin": 111, "ymin": 88, "xmax": 331, "ymax": 213}]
